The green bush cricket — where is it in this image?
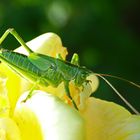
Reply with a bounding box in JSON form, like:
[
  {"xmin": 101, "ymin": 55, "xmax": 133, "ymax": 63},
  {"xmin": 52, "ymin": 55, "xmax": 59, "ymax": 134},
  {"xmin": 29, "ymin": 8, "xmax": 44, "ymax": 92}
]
[{"xmin": 0, "ymin": 28, "xmax": 139, "ymax": 113}]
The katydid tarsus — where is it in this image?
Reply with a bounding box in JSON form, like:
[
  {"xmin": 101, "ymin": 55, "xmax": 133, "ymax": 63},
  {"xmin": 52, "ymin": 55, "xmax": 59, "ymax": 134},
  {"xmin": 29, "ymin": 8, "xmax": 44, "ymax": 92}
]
[{"xmin": 0, "ymin": 28, "xmax": 139, "ymax": 114}]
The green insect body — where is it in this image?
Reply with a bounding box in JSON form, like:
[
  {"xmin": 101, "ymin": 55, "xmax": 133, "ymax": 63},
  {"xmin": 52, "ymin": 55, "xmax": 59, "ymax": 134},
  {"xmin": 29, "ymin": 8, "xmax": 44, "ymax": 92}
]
[
  {"xmin": 0, "ymin": 49, "xmax": 91, "ymax": 88},
  {"xmin": 0, "ymin": 28, "xmax": 139, "ymax": 113},
  {"xmin": 0, "ymin": 28, "xmax": 92, "ymax": 108}
]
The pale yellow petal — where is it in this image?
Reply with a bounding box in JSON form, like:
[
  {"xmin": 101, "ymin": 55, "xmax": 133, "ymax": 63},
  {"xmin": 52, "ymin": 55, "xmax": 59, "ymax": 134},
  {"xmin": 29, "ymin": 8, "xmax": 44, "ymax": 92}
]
[
  {"xmin": 0, "ymin": 64, "xmax": 31, "ymax": 116},
  {"xmin": 110, "ymin": 116, "xmax": 140, "ymax": 140},
  {"xmin": 0, "ymin": 117, "xmax": 21, "ymax": 140},
  {"xmin": 76, "ymin": 82, "xmax": 92, "ymax": 110},
  {"xmin": 41, "ymin": 82, "xmax": 66, "ymax": 99},
  {"xmin": 15, "ymin": 32, "xmax": 68, "ymax": 59},
  {"xmin": 86, "ymin": 73, "xmax": 99, "ymax": 93},
  {"xmin": 13, "ymin": 98, "xmax": 43, "ymax": 140},
  {"xmin": 0, "ymin": 32, "xmax": 68, "ymax": 116},
  {"xmin": 14, "ymin": 90, "xmax": 85, "ymax": 140},
  {"xmin": 80, "ymin": 97, "xmax": 140, "ymax": 140}
]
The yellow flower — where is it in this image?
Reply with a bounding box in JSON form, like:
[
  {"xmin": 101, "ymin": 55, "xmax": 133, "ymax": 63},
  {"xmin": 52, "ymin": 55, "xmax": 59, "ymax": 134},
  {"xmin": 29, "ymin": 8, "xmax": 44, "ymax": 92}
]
[
  {"xmin": 0, "ymin": 31, "xmax": 140, "ymax": 140},
  {"xmin": 0, "ymin": 32, "xmax": 67, "ymax": 116},
  {"xmin": 0, "ymin": 32, "xmax": 84, "ymax": 140}
]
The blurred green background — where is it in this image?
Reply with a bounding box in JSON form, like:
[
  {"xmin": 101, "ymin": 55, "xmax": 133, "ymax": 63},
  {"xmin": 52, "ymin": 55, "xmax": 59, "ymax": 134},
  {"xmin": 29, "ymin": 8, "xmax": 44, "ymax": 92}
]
[{"xmin": 0, "ymin": 0, "xmax": 139, "ymax": 113}]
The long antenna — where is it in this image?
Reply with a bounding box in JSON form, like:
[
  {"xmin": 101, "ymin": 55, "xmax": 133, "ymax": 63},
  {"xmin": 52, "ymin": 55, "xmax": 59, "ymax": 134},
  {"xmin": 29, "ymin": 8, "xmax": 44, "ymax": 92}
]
[
  {"xmin": 95, "ymin": 74, "xmax": 139, "ymax": 115},
  {"xmin": 94, "ymin": 73, "xmax": 140, "ymax": 89}
]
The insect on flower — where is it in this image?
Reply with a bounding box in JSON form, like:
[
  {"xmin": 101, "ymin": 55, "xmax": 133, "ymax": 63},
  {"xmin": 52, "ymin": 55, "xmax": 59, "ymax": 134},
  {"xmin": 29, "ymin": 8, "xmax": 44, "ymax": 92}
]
[{"xmin": 0, "ymin": 28, "xmax": 139, "ymax": 113}]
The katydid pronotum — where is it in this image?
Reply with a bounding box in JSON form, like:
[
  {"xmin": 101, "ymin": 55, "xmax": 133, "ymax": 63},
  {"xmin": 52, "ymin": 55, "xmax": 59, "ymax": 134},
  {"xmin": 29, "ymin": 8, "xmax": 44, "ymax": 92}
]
[{"xmin": 0, "ymin": 28, "xmax": 139, "ymax": 113}]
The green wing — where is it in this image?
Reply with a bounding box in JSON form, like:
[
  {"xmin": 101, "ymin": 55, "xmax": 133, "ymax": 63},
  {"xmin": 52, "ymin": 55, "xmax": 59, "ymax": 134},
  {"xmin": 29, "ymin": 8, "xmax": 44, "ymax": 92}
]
[{"xmin": 28, "ymin": 53, "xmax": 54, "ymax": 71}]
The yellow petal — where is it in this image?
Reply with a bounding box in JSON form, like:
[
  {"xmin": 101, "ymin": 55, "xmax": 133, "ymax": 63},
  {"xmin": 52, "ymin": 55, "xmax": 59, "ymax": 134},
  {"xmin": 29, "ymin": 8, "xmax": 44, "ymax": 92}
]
[
  {"xmin": 0, "ymin": 117, "xmax": 21, "ymax": 140},
  {"xmin": 112, "ymin": 116, "xmax": 140, "ymax": 140},
  {"xmin": 80, "ymin": 97, "xmax": 140, "ymax": 140},
  {"xmin": 15, "ymin": 32, "xmax": 68, "ymax": 59},
  {"xmin": 13, "ymin": 95, "xmax": 43, "ymax": 140},
  {"xmin": 86, "ymin": 73, "xmax": 99, "ymax": 93},
  {"xmin": 41, "ymin": 82, "xmax": 66, "ymax": 99},
  {"xmin": 0, "ymin": 32, "xmax": 68, "ymax": 116},
  {"xmin": 14, "ymin": 90, "xmax": 85, "ymax": 140},
  {"xmin": 0, "ymin": 64, "xmax": 31, "ymax": 116},
  {"xmin": 0, "ymin": 72, "xmax": 9, "ymax": 117}
]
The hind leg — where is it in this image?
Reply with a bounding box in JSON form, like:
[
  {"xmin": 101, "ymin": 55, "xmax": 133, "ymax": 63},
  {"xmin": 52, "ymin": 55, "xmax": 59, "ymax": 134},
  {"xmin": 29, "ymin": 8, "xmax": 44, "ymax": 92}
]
[{"xmin": 0, "ymin": 28, "xmax": 33, "ymax": 54}]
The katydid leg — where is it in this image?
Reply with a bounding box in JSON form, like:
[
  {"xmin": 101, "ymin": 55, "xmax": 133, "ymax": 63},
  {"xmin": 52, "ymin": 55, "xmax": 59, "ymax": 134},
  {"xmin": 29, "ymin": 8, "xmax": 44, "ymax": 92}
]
[
  {"xmin": 71, "ymin": 53, "xmax": 79, "ymax": 66},
  {"xmin": 22, "ymin": 78, "xmax": 41, "ymax": 102},
  {"xmin": 56, "ymin": 53, "xmax": 64, "ymax": 60},
  {"xmin": 64, "ymin": 81, "xmax": 78, "ymax": 109},
  {"xmin": 0, "ymin": 28, "xmax": 33, "ymax": 54}
]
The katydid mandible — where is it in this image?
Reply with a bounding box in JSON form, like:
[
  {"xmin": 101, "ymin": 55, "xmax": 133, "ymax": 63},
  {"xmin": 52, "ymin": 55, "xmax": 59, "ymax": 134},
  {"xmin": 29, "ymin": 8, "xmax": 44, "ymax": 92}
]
[{"xmin": 0, "ymin": 28, "xmax": 139, "ymax": 113}]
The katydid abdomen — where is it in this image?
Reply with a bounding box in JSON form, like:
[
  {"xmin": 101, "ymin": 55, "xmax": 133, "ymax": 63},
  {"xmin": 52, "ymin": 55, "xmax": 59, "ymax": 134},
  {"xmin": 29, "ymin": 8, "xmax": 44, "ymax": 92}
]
[{"xmin": 1, "ymin": 50, "xmax": 41, "ymax": 76}]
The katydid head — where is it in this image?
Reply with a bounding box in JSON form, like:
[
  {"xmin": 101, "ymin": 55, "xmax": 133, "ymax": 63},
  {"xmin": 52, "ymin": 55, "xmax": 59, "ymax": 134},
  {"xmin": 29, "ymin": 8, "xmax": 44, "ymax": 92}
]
[{"xmin": 75, "ymin": 67, "xmax": 92, "ymax": 86}]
